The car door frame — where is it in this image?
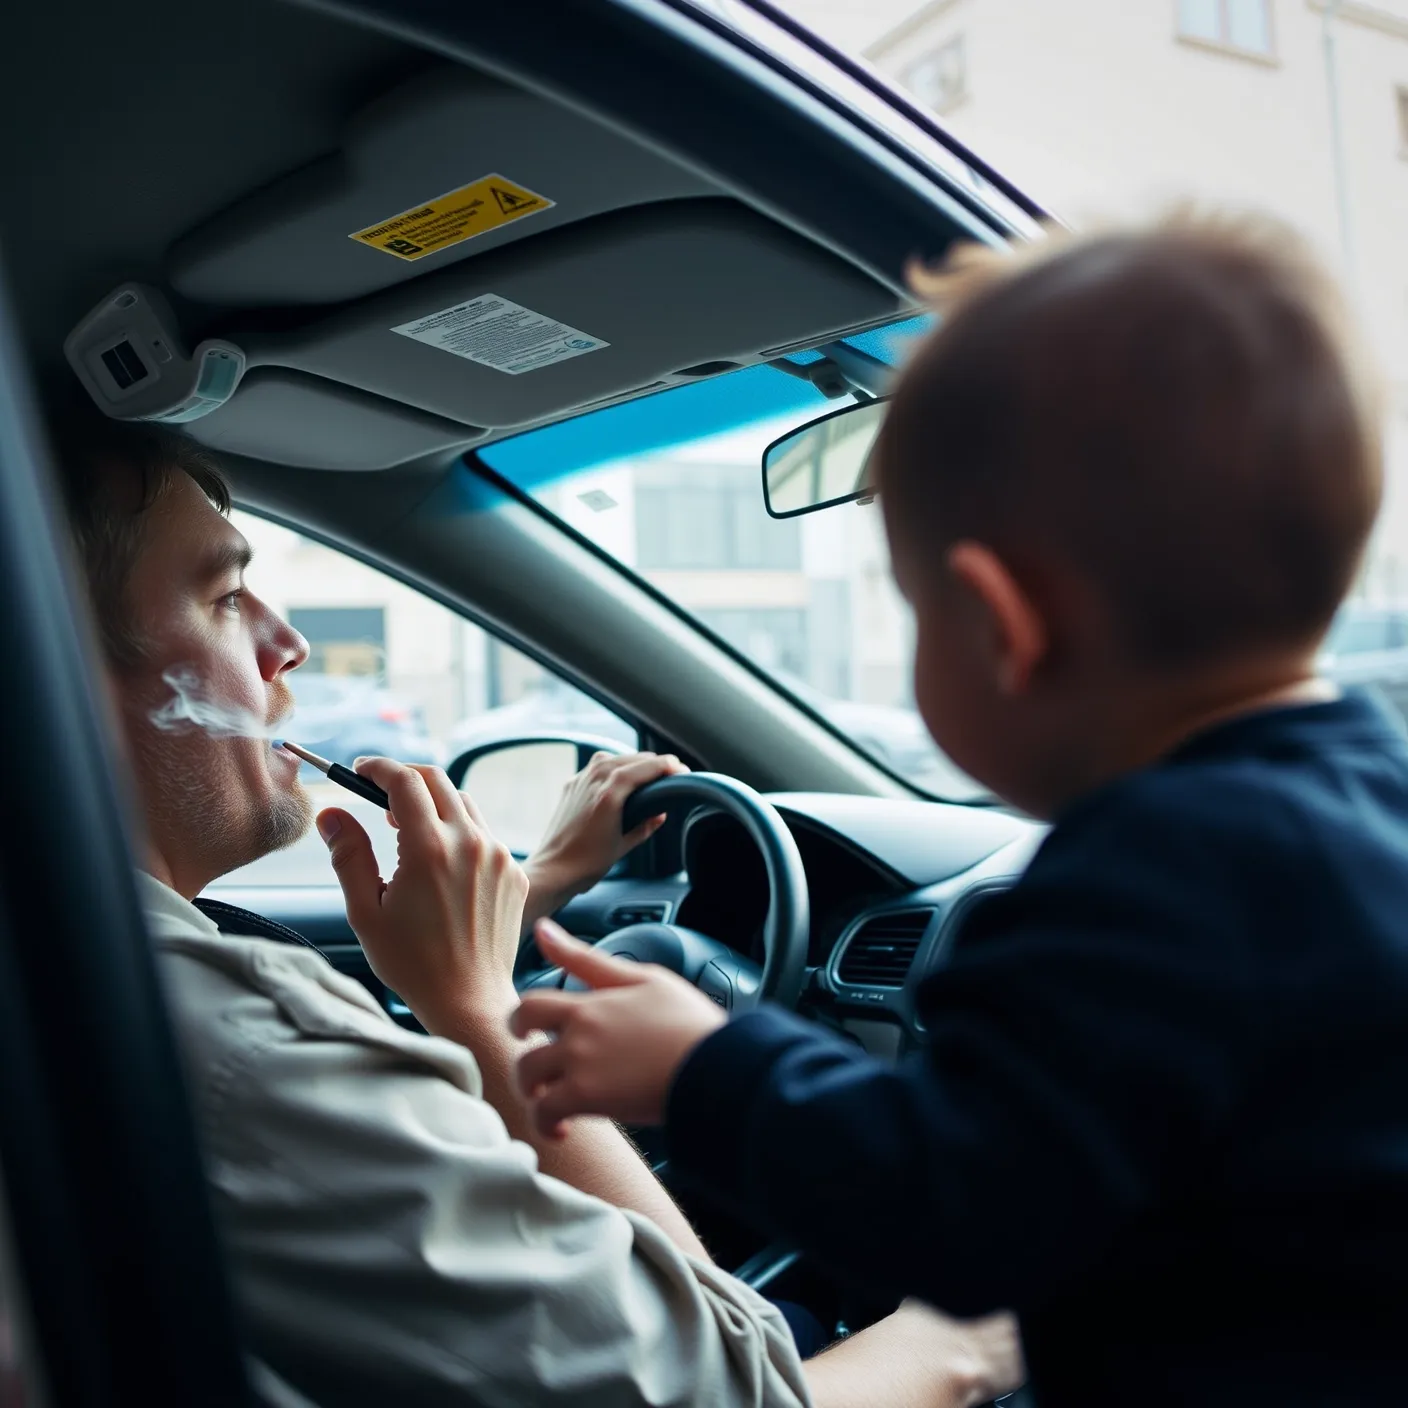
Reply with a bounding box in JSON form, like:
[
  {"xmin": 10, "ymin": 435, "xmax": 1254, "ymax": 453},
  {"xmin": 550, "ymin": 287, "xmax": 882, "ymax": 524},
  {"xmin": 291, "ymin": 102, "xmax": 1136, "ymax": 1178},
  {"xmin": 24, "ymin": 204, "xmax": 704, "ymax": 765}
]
[{"xmin": 0, "ymin": 275, "xmax": 251, "ymax": 1400}]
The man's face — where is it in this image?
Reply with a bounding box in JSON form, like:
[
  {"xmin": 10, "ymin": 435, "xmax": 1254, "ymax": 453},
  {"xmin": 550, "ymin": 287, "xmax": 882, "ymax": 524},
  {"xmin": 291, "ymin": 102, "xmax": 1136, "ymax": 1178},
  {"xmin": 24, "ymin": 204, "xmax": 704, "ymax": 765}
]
[{"xmin": 115, "ymin": 472, "xmax": 311, "ymax": 896}]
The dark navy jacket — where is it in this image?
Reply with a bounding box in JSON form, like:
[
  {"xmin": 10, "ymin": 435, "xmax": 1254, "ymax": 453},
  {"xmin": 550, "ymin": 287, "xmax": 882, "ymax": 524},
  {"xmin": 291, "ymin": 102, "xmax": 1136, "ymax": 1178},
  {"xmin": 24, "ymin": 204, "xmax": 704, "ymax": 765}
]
[{"xmin": 668, "ymin": 692, "xmax": 1408, "ymax": 1406}]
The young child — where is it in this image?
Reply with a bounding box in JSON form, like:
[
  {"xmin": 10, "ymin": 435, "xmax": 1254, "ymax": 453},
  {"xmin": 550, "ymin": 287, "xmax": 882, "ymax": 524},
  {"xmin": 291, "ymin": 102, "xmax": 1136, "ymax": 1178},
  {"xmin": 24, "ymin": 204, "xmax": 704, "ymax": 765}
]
[{"xmin": 511, "ymin": 211, "xmax": 1408, "ymax": 1407}]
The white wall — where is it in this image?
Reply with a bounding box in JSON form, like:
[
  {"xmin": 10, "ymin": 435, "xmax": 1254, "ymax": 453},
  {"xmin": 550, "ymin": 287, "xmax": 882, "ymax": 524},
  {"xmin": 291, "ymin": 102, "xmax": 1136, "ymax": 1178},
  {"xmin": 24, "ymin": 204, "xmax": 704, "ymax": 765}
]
[{"xmin": 783, "ymin": 0, "xmax": 1408, "ymax": 596}]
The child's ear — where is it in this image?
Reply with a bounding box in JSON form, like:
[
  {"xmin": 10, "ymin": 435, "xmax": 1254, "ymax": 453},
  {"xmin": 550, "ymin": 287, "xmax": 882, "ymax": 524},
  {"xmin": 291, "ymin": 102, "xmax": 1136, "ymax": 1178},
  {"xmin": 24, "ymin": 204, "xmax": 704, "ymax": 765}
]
[{"xmin": 946, "ymin": 541, "xmax": 1048, "ymax": 695}]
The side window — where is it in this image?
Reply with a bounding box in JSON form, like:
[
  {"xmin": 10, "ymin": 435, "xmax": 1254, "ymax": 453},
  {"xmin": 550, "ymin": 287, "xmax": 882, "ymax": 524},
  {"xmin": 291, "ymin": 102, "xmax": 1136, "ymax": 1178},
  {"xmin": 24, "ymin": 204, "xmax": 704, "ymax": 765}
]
[{"xmin": 210, "ymin": 512, "xmax": 636, "ymax": 887}]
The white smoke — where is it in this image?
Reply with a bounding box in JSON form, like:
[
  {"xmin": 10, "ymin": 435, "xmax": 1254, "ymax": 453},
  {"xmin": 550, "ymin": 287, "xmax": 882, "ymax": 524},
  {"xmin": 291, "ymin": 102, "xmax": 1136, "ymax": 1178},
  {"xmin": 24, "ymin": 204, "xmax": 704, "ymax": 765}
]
[{"xmin": 149, "ymin": 666, "xmax": 289, "ymax": 740}]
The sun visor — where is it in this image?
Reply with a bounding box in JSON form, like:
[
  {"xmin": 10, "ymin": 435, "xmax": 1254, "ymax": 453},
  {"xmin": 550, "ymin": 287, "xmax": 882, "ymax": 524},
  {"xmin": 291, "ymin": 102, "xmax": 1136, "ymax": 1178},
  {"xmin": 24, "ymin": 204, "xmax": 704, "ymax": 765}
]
[
  {"xmin": 185, "ymin": 368, "xmax": 482, "ymax": 471},
  {"xmin": 168, "ymin": 68, "xmax": 717, "ymax": 307},
  {"xmin": 233, "ymin": 201, "xmax": 896, "ymax": 430}
]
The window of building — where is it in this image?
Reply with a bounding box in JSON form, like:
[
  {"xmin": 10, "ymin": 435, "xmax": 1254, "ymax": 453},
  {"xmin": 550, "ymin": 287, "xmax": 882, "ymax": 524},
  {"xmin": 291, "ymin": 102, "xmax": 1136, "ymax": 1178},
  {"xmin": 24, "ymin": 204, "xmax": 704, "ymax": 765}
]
[
  {"xmin": 1177, "ymin": 0, "xmax": 1274, "ymax": 59},
  {"xmin": 901, "ymin": 34, "xmax": 968, "ymax": 115},
  {"xmin": 288, "ymin": 605, "xmax": 386, "ymax": 677},
  {"xmin": 697, "ymin": 606, "xmax": 809, "ymax": 679},
  {"xmin": 635, "ymin": 462, "xmax": 802, "ymax": 570}
]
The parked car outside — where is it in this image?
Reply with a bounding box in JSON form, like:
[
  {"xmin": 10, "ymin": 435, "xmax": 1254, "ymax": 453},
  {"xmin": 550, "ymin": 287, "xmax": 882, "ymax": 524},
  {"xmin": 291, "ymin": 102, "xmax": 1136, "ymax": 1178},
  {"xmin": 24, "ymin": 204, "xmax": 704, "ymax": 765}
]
[
  {"xmin": 447, "ymin": 670, "xmax": 982, "ymax": 798},
  {"xmin": 446, "ymin": 675, "xmax": 637, "ymax": 759}
]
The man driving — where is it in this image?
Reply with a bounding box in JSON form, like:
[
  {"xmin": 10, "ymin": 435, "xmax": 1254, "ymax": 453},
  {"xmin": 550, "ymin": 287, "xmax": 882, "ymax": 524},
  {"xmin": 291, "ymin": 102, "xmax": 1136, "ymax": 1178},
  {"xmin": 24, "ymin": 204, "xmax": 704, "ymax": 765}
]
[{"xmin": 50, "ymin": 409, "xmax": 1021, "ymax": 1408}]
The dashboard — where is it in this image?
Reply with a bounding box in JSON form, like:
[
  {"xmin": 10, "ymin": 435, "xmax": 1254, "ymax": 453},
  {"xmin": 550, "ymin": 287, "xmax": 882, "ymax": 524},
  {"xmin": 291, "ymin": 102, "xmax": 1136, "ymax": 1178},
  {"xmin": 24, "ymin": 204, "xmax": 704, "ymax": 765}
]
[{"xmin": 554, "ymin": 793, "xmax": 1046, "ymax": 1051}]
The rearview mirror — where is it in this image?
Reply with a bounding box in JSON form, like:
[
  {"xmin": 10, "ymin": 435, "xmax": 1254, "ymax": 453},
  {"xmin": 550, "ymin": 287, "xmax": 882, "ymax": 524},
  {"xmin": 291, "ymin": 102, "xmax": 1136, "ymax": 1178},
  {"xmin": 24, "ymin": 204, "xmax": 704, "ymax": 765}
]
[{"xmin": 762, "ymin": 398, "xmax": 887, "ymax": 518}]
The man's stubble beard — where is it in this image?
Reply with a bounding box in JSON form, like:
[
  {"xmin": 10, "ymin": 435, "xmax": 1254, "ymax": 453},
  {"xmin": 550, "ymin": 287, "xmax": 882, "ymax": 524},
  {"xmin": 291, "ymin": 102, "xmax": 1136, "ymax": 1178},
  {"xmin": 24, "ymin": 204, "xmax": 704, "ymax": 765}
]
[
  {"xmin": 257, "ymin": 675, "xmax": 310, "ymax": 860},
  {"xmin": 133, "ymin": 726, "xmax": 314, "ymax": 886},
  {"xmin": 257, "ymin": 770, "xmax": 315, "ymax": 859}
]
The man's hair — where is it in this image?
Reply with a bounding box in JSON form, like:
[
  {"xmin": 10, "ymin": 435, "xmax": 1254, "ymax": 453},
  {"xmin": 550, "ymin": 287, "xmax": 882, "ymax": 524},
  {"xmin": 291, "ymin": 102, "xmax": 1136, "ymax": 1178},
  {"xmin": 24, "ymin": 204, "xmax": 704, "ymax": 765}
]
[
  {"xmin": 47, "ymin": 403, "xmax": 232, "ymax": 669},
  {"xmin": 874, "ymin": 209, "xmax": 1383, "ymax": 668}
]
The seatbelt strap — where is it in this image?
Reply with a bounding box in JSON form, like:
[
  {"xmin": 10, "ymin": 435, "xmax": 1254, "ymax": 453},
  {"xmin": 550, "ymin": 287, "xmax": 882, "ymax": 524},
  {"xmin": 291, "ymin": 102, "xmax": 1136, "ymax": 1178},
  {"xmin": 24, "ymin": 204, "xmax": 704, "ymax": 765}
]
[{"xmin": 192, "ymin": 897, "xmax": 329, "ymax": 962}]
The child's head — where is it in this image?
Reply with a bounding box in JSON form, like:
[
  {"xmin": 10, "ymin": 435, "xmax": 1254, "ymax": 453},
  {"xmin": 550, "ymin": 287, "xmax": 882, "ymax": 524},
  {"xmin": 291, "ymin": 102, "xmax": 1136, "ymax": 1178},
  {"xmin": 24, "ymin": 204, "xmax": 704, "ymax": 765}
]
[{"xmin": 874, "ymin": 210, "xmax": 1381, "ymax": 816}]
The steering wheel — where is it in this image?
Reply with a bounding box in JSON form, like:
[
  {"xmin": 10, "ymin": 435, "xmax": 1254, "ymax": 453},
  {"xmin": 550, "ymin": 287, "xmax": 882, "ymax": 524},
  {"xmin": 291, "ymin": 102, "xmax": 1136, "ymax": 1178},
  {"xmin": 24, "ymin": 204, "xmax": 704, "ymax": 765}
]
[{"xmin": 518, "ymin": 773, "xmax": 810, "ymax": 1012}]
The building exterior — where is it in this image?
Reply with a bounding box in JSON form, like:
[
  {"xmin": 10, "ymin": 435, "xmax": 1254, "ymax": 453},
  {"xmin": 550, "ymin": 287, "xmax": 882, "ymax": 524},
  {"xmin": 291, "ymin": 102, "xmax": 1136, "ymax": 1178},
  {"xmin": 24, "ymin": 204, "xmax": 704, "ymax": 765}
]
[{"xmin": 782, "ymin": 0, "xmax": 1408, "ymax": 594}]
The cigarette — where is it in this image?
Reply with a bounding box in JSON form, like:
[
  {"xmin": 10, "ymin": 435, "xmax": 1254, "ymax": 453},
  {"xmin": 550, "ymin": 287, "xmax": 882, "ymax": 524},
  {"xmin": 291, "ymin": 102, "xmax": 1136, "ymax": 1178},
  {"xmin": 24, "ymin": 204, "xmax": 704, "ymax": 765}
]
[{"xmin": 277, "ymin": 740, "xmax": 391, "ymax": 813}]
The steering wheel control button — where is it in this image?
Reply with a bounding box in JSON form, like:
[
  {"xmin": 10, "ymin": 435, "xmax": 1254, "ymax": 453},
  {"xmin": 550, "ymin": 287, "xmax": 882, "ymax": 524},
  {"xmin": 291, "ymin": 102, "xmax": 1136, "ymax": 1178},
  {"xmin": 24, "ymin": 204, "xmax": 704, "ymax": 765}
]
[{"xmin": 698, "ymin": 962, "xmax": 734, "ymax": 1012}]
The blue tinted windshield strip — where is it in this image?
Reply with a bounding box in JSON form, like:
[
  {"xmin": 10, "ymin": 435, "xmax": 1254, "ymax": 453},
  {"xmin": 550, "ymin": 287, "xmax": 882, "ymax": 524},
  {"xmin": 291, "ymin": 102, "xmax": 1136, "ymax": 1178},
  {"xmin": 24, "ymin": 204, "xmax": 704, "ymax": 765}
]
[
  {"xmin": 478, "ymin": 363, "xmax": 833, "ymax": 491},
  {"xmin": 478, "ymin": 314, "xmax": 934, "ymax": 493}
]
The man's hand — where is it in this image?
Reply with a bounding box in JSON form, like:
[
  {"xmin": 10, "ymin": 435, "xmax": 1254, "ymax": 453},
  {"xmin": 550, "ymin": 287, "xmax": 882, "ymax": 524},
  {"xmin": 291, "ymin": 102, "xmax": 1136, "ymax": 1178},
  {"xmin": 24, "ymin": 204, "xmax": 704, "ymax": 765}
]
[
  {"xmin": 317, "ymin": 757, "xmax": 528, "ymax": 1028},
  {"xmin": 510, "ymin": 921, "xmax": 725, "ymax": 1136},
  {"xmin": 523, "ymin": 751, "xmax": 688, "ymax": 927}
]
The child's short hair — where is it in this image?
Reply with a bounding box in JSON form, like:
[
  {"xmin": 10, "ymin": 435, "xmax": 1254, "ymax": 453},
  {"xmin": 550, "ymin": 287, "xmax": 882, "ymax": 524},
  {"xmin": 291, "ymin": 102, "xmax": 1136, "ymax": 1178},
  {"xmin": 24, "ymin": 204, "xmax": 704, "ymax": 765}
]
[{"xmin": 874, "ymin": 209, "xmax": 1382, "ymax": 667}]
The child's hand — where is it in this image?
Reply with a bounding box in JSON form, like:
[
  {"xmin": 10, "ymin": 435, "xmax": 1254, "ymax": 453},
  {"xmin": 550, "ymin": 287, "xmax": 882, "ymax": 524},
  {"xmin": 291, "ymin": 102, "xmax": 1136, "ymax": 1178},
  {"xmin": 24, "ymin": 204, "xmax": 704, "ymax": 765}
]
[{"xmin": 509, "ymin": 920, "xmax": 726, "ymax": 1138}]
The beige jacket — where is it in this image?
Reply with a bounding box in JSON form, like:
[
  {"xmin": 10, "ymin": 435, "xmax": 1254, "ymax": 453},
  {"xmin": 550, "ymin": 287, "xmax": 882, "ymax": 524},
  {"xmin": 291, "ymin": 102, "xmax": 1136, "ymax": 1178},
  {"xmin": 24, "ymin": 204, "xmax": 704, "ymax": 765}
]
[{"xmin": 141, "ymin": 874, "xmax": 810, "ymax": 1408}]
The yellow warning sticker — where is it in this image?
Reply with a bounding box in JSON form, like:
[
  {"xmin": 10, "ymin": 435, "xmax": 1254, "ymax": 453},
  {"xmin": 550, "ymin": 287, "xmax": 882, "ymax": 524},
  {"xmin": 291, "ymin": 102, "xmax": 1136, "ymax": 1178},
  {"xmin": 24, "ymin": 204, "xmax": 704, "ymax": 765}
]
[{"xmin": 349, "ymin": 174, "xmax": 554, "ymax": 261}]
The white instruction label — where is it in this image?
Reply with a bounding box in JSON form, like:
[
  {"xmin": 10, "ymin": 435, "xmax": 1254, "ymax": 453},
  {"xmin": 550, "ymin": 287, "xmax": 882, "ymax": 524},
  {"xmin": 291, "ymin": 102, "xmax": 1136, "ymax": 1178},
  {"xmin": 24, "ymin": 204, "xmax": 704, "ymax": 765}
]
[{"xmin": 391, "ymin": 294, "xmax": 608, "ymax": 375}]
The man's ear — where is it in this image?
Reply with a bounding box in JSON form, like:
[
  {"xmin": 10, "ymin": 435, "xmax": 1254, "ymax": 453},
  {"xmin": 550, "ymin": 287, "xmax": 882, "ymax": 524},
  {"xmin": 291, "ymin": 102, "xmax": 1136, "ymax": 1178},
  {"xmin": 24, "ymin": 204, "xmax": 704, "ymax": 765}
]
[{"xmin": 946, "ymin": 541, "xmax": 1047, "ymax": 695}]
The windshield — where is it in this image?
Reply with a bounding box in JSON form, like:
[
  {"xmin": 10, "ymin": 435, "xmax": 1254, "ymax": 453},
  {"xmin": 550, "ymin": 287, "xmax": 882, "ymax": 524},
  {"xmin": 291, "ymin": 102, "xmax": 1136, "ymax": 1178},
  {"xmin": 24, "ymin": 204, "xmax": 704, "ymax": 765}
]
[{"xmin": 477, "ymin": 315, "xmax": 986, "ymax": 801}]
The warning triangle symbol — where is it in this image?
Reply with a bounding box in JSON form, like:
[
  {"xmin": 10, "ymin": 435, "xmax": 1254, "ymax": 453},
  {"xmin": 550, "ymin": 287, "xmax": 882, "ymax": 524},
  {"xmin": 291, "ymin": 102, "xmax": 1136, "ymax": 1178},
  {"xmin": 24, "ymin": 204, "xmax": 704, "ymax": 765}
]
[{"xmin": 492, "ymin": 186, "xmax": 537, "ymax": 215}]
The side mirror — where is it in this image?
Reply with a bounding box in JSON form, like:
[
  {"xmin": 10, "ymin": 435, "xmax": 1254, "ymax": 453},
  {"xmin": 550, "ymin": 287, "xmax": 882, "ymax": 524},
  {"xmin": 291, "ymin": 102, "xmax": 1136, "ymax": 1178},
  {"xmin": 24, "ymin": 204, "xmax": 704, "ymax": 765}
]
[
  {"xmin": 447, "ymin": 734, "xmax": 629, "ymax": 855},
  {"xmin": 762, "ymin": 398, "xmax": 887, "ymax": 518}
]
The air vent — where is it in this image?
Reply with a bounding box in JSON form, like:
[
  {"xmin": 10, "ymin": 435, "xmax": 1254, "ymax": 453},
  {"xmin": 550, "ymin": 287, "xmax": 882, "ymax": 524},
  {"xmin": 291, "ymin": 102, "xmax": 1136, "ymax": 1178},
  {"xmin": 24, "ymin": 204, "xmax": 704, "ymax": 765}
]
[
  {"xmin": 836, "ymin": 910, "xmax": 933, "ymax": 987},
  {"xmin": 608, "ymin": 902, "xmax": 671, "ymax": 928}
]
